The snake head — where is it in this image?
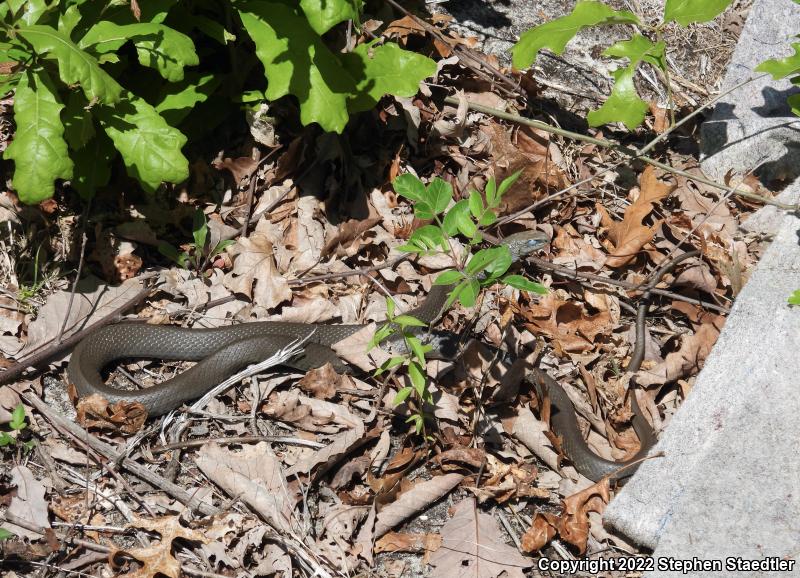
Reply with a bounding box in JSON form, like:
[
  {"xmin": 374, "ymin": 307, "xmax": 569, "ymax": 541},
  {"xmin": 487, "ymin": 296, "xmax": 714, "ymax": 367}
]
[{"xmin": 502, "ymin": 230, "xmax": 549, "ymax": 260}]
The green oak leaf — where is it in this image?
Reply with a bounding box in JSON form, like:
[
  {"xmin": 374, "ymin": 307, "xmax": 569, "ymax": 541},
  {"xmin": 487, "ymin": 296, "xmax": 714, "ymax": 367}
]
[
  {"xmin": 586, "ymin": 35, "xmax": 662, "ymax": 130},
  {"xmin": 95, "ymin": 92, "xmax": 189, "ymax": 192},
  {"xmin": 342, "ymin": 41, "xmax": 436, "ymax": 113},
  {"xmin": 756, "ymin": 43, "xmax": 800, "ymax": 79},
  {"xmin": 5, "ymin": 70, "xmax": 73, "ymax": 203},
  {"xmin": 155, "ymin": 73, "xmax": 221, "ymax": 125},
  {"xmin": 511, "ymin": 1, "xmax": 639, "ymax": 69},
  {"xmin": 604, "ymin": 34, "xmax": 666, "ymax": 71},
  {"xmin": 663, "ymin": 0, "xmax": 734, "ymax": 26},
  {"xmin": 237, "ymin": 0, "xmax": 356, "ymax": 133},
  {"xmin": 79, "ymin": 22, "xmax": 198, "ymax": 82},
  {"xmin": 300, "ymin": 0, "xmax": 361, "ymax": 35},
  {"xmin": 62, "ymin": 90, "xmax": 95, "ymax": 150},
  {"xmin": 8, "ymin": 0, "xmax": 50, "ymax": 26},
  {"xmin": 17, "ymin": 24, "xmax": 122, "ymax": 103},
  {"xmin": 71, "ymin": 131, "xmax": 114, "ymax": 200},
  {"xmin": 587, "ymin": 65, "xmax": 648, "ymax": 130}
]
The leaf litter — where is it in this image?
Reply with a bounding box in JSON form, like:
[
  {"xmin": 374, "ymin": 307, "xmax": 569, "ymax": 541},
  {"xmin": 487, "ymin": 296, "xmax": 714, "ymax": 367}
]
[{"xmin": 0, "ymin": 6, "xmax": 768, "ymax": 578}]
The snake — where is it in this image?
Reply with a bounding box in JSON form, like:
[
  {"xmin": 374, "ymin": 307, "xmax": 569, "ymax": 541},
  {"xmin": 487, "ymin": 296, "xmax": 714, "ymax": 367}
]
[{"xmin": 68, "ymin": 230, "xmax": 655, "ymax": 482}]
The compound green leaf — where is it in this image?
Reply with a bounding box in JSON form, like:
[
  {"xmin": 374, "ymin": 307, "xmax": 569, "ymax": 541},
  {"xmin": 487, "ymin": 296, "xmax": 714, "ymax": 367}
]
[
  {"xmin": 663, "ymin": 0, "xmax": 734, "ymax": 26},
  {"xmin": 756, "ymin": 43, "xmax": 800, "ymax": 79},
  {"xmin": 80, "ymin": 22, "xmax": 198, "ymax": 82},
  {"xmin": 300, "ymin": 0, "xmax": 360, "ymax": 35},
  {"xmin": 587, "ymin": 65, "xmax": 648, "ymax": 130},
  {"xmin": 394, "ymin": 173, "xmax": 426, "ymax": 202},
  {"xmin": 237, "ymin": 0, "xmax": 355, "ymax": 133},
  {"xmin": 425, "ymin": 177, "xmax": 453, "ymax": 215},
  {"xmin": 17, "ymin": 25, "xmax": 122, "ymax": 103},
  {"xmin": 95, "ymin": 92, "xmax": 189, "ymax": 192},
  {"xmin": 71, "ymin": 131, "xmax": 114, "ymax": 200},
  {"xmin": 342, "ymin": 41, "xmax": 436, "ymax": 113},
  {"xmin": 5, "ymin": 70, "xmax": 73, "ymax": 203},
  {"xmin": 511, "ymin": 1, "xmax": 639, "ymax": 69}
]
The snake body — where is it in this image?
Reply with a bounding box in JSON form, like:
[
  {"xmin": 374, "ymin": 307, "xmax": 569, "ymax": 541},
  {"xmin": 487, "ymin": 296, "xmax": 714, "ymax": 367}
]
[{"xmin": 68, "ymin": 231, "xmax": 655, "ymax": 481}]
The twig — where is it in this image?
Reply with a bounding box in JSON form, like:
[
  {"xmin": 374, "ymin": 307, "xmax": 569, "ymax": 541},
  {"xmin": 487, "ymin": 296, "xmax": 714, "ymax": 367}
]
[
  {"xmin": 444, "ymin": 96, "xmax": 798, "ymax": 210},
  {"xmin": 21, "ymin": 392, "xmax": 218, "ymax": 516},
  {"xmin": 527, "ymin": 256, "xmax": 729, "ymax": 314},
  {"xmin": 58, "ymin": 204, "xmax": 91, "ymax": 344},
  {"xmin": 288, "ymin": 254, "xmax": 410, "ymax": 286},
  {"xmin": 0, "ymin": 274, "xmax": 158, "ymax": 385},
  {"xmin": 239, "ymin": 148, "xmax": 280, "ymax": 238},
  {"xmin": 152, "ymin": 435, "xmax": 325, "ymax": 453}
]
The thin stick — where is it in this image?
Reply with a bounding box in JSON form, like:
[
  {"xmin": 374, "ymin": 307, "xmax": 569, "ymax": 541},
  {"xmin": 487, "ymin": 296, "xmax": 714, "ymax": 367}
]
[
  {"xmin": 22, "ymin": 392, "xmax": 218, "ymax": 516},
  {"xmin": 58, "ymin": 203, "xmax": 91, "ymax": 344},
  {"xmin": 444, "ymin": 96, "xmax": 797, "ymax": 210}
]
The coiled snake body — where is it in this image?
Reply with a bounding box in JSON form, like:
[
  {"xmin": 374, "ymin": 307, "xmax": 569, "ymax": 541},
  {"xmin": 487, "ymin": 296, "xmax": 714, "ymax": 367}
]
[{"xmin": 68, "ymin": 231, "xmax": 654, "ymax": 481}]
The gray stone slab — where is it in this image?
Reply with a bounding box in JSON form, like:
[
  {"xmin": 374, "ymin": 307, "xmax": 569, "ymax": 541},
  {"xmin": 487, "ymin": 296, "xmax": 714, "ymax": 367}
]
[{"xmin": 604, "ymin": 0, "xmax": 800, "ymax": 568}]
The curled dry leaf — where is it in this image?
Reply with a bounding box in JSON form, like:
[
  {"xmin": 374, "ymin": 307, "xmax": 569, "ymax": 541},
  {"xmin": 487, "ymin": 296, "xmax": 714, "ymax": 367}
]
[
  {"xmin": 374, "ymin": 473, "xmax": 464, "ymax": 538},
  {"xmin": 321, "ymin": 216, "xmax": 381, "ymax": 258},
  {"xmin": 521, "ymin": 478, "xmax": 611, "ymax": 555},
  {"xmin": 297, "ymin": 362, "xmax": 341, "ymax": 399},
  {"xmin": 428, "ymin": 497, "xmax": 532, "ymax": 578},
  {"xmin": 636, "ymin": 315, "xmax": 724, "ymax": 387},
  {"xmin": 113, "ymin": 515, "xmax": 208, "ymax": 578},
  {"xmin": 72, "ymin": 391, "xmax": 147, "ymax": 434},
  {"xmin": 598, "ymin": 166, "xmax": 674, "ymax": 267}
]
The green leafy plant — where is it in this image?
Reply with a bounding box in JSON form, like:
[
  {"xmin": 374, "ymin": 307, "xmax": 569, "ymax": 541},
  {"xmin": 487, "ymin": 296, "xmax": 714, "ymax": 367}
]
[
  {"xmin": 369, "ymin": 171, "xmax": 547, "ymax": 434},
  {"xmin": 756, "ymin": 0, "xmax": 800, "ymax": 117},
  {"xmin": 511, "ymin": 0, "xmax": 735, "ymax": 130},
  {"xmin": 0, "ymin": 403, "xmax": 30, "ymax": 449},
  {"xmin": 0, "ymin": 0, "xmax": 437, "ymax": 204},
  {"xmin": 158, "ymin": 209, "xmax": 233, "ymax": 271},
  {"xmin": 788, "ymin": 290, "xmax": 800, "ymax": 306}
]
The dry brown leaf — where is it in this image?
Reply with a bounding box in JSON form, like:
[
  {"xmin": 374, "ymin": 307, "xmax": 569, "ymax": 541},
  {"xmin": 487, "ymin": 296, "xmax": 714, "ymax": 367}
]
[
  {"xmin": 636, "ymin": 316, "xmax": 724, "ymax": 386},
  {"xmin": 223, "ymin": 221, "xmax": 291, "ymax": 309},
  {"xmin": 523, "ymin": 293, "xmax": 613, "ymax": 354},
  {"xmin": 428, "ymin": 497, "xmax": 532, "ymax": 578},
  {"xmin": 72, "ymin": 391, "xmax": 147, "ymax": 433},
  {"xmin": 262, "ymin": 389, "xmax": 362, "ymax": 433},
  {"xmin": 598, "ymin": 166, "xmax": 674, "ymax": 267},
  {"xmin": 297, "ymin": 363, "xmax": 341, "ymax": 399},
  {"xmin": 212, "ymin": 156, "xmax": 257, "ymax": 187},
  {"xmin": 483, "ymin": 123, "xmax": 568, "ymax": 216},
  {"xmin": 18, "ymin": 276, "xmax": 144, "ymax": 360},
  {"xmin": 384, "ymin": 15, "xmax": 426, "ymax": 42},
  {"xmin": 374, "ymin": 473, "xmax": 464, "ymax": 538},
  {"xmin": 521, "ymin": 513, "xmax": 559, "ymax": 553},
  {"xmin": 558, "ymin": 480, "xmax": 611, "ymax": 554},
  {"xmin": 285, "ymin": 420, "xmax": 369, "ymax": 478},
  {"xmin": 321, "ymin": 217, "xmax": 381, "ymax": 258},
  {"xmin": 2, "ymin": 466, "xmax": 50, "ymax": 540},
  {"xmin": 114, "ymin": 515, "xmax": 208, "ymax": 578},
  {"xmin": 504, "ymin": 407, "xmax": 560, "ymax": 473},
  {"xmin": 195, "ymin": 442, "xmax": 299, "ymax": 534}
]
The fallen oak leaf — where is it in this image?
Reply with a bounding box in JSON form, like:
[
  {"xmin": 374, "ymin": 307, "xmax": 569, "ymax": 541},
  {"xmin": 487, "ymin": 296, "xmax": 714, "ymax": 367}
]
[
  {"xmin": 72, "ymin": 390, "xmax": 147, "ymax": 434},
  {"xmin": 599, "ymin": 166, "xmax": 675, "ymax": 267},
  {"xmin": 112, "ymin": 515, "xmax": 208, "ymax": 578},
  {"xmin": 428, "ymin": 497, "xmax": 532, "ymax": 578},
  {"xmin": 374, "ymin": 473, "xmax": 464, "ymax": 538},
  {"xmin": 636, "ymin": 315, "xmax": 724, "ymax": 386}
]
